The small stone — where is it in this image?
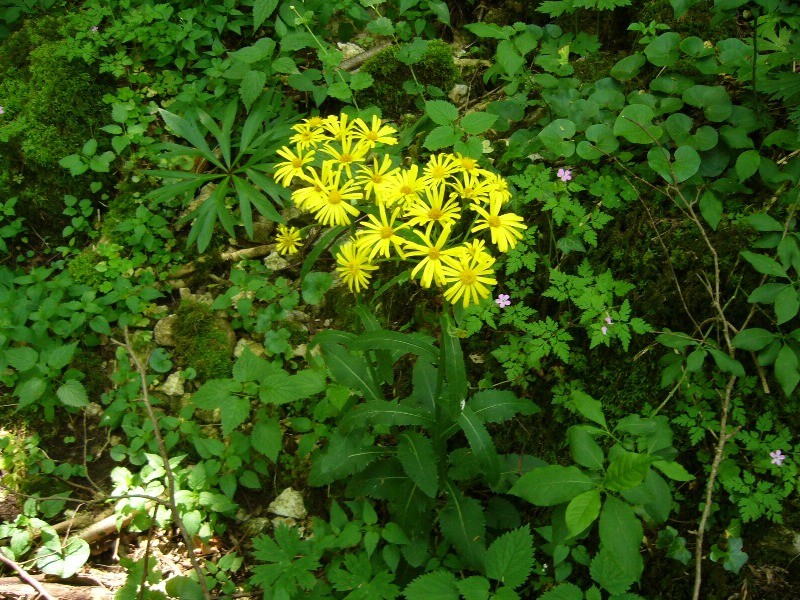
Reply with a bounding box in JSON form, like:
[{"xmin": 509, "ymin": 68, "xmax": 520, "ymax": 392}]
[
  {"xmin": 449, "ymin": 84, "xmax": 469, "ymax": 105},
  {"xmin": 234, "ymin": 338, "xmax": 267, "ymax": 358},
  {"xmin": 251, "ymin": 216, "xmax": 276, "ymax": 244},
  {"xmin": 268, "ymin": 487, "xmax": 307, "ymax": 520},
  {"xmin": 264, "ymin": 252, "xmax": 290, "ymax": 271},
  {"xmin": 337, "ymin": 42, "xmax": 364, "ymax": 60},
  {"xmin": 160, "ymin": 372, "xmax": 185, "ymax": 396},
  {"xmin": 154, "ymin": 314, "xmax": 178, "ymax": 346}
]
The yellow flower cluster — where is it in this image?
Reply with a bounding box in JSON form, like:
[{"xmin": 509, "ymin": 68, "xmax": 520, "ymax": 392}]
[{"xmin": 273, "ymin": 113, "xmax": 527, "ymax": 307}]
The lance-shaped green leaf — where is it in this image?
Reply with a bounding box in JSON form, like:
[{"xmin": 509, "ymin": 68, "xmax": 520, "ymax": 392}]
[
  {"xmin": 774, "ymin": 343, "xmax": 800, "ymax": 396},
  {"xmin": 604, "ymin": 451, "xmax": 653, "ymax": 492},
  {"xmin": 396, "ymin": 431, "xmax": 438, "ymax": 498},
  {"xmin": 653, "ymin": 459, "xmax": 694, "ymax": 481},
  {"xmin": 591, "ymin": 495, "xmax": 643, "ymax": 594},
  {"xmin": 731, "ymin": 328, "xmax": 776, "ymax": 351},
  {"xmin": 509, "ymin": 465, "xmax": 595, "ymax": 506},
  {"xmin": 320, "ymin": 342, "xmax": 383, "ymax": 402},
  {"xmin": 568, "ymin": 426, "xmax": 604, "ymax": 471},
  {"xmin": 299, "ymin": 225, "xmax": 347, "ymax": 283},
  {"xmin": 349, "ymin": 330, "xmax": 438, "ymax": 363},
  {"xmin": 458, "ymin": 406, "xmax": 501, "ymax": 485},
  {"xmin": 354, "ymin": 306, "xmax": 394, "ymax": 385},
  {"xmin": 410, "ymin": 356, "xmax": 437, "ymax": 415},
  {"xmin": 340, "ymin": 400, "xmax": 435, "ymax": 430},
  {"xmin": 440, "ymin": 314, "xmax": 467, "ymax": 417},
  {"xmin": 469, "ymin": 390, "xmax": 539, "ymax": 423},
  {"xmin": 440, "ymin": 480, "xmax": 486, "ymax": 569},
  {"xmin": 741, "ymin": 250, "xmax": 788, "ymax": 278},
  {"xmin": 158, "ymin": 108, "xmax": 222, "ymax": 168},
  {"xmin": 346, "ymin": 458, "xmax": 409, "ymax": 500},
  {"xmin": 706, "ymin": 347, "xmax": 745, "ymax": 377},
  {"xmin": 571, "ymin": 389, "xmax": 607, "ymax": 429},
  {"xmin": 308, "ymin": 428, "xmax": 383, "ymax": 485}
]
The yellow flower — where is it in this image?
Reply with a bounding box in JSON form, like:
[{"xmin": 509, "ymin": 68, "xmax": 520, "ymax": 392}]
[
  {"xmin": 289, "ymin": 122, "xmax": 327, "ymax": 150},
  {"xmin": 404, "ymin": 184, "xmax": 461, "ymax": 235},
  {"xmin": 323, "ymin": 113, "xmax": 355, "ymax": 142},
  {"xmin": 356, "ymin": 204, "xmax": 409, "ymax": 260},
  {"xmin": 404, "ymin": 226, "xmax": 462, "ymax": 288},
  {"xmin": 454, "ymin": 153, "xmax": 481, "ymax": 174},
  {"xmin": 484, "ymin": 171, "xmax": 513, "ymax": 204},
  {"xmin": 470, "ymin": 198, "xmax": 527, "ymax": 253},
  {"xmin": 380, "ymin": 164, "xmax": 427, "ymax": 208},
  {"xmin": 274, "ymin": 146, "xmax": 316, "ymax": 187},
  {"xmin": 320, "ymin": 135, "xmax": 369, "ymax": 178},
  {"xmin": 420, "ymin": 153, "xmax": 459, "ymax": 188},
  {"xmin": 275, "ymin": 224, "xmax": 303, "ymax": 255},
  {"xmin": 441, "ymin": 252, "xmax": 497, "ymax": 308},
  {"xmin": 462, "ymin": 238, "xmax": 494, "ymax": 265},
  {"xmin": 355, "ymin": 155, "xmax": 398, "ymax": 201},
  {"xmin": 306, "ymin": 167, "xmax": 362, "ymax": 227},
  {"xmin": 352, "ymin": 115, "xmax": 398, "ymax": 148},
  {"xmin": 336, "ymin": 240, "xmax": 378, "ymax": 293},
  {"xmin": 447, "ymin": 171, "xmax": 492, "ymax": 204}
]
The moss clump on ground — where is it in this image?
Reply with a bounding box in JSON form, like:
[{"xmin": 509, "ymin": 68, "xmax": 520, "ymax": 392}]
[
  {"xmin": 0, "ymin": 15, "xmax": 114, "ymax": 242},
  {"xmin": 172, "ymin": 300, "xmax": 233, "ymax": 381},
  {"xmin": 356, "ymin": 39, "xmax": 458, "ymax": 119},
  {"xmin": 68, "ymin": 247, "xmax": 104, "ymax": 288}
]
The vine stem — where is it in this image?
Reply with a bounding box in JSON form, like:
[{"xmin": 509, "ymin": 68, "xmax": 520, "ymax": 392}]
[
  {"xmin": 0, "ymin": 552, "xmax": 57, "ymax": 600},
  {"xmin": 112, "ymin": 327, "xmax": 211, "ymax": 599},
  {"xmin": 692, "ymin": 375, "xmax": 736, "ymax": 600}
]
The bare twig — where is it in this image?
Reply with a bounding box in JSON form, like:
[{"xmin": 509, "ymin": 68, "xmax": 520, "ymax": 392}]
[{"xmin": 0, "ymin": 552, "xmax": 58, "ymax": 600}]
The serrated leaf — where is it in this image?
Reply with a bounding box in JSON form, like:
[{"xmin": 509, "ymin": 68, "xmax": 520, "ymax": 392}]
[
  {"xmin": 403, "ymin": 570, "xmax": 459, "ymax": 600},
  {"xmin": 56, "ymin": 380, "xmax": 89, "ymax": 408},
  {"xmin": 6, "ymin": 347, "xmax": 39, "ymax": 372},
  {"xmin": 46, "ymin": 342, "xmax": 77, "ymax": 370},
  {"xmin": 252, "ymin": 417, "xmax": 282, "ymax": 462},
  {"xmin": 565, "ymin": 489, "xmax": 601, "ymax": 536},
  {"xmin": 240, "ymin": 69, "xmax": 267, "ymax": 111},
  {"xmin": 425, "ymin": 100, "xmax": 459, "ymax": 126},
  {"xmin": 604, "ymin": 452, "xmax": 652, "ymax": 492},
  {"xmin": 15, "ymin": 377, "xmax": 47, "ymax": 409},
  {"xmin": 484, "ymin": 526, "xmax": 533, "ymax": 589},
  {"xmin": 252, "ymin": 0, "xmax": 278, "ymax": 29},
  {"xmin": 222, "ymin": 395, "xmax": 250, "ymax": 435},
  {"xmin": 509, "ymin": 465, "xmax": 594, "ymax": 506},
  {"xmin": 539, "ymin": 583, "xmax": 583, "ymax": 600},
  {"xmin": 461, "ymin": 111, "xmax": 497, "ymax": 135},
  {"xmin": 397, "ymin": 431, "xmax": 438, "ymax": 498},
  {"xmin": 320, "ymin": 343, "xmax": 382, "ymax": 401},
  {"xmin": 423, "ymin": 125, "xmax": 461, "ymax": 151}
]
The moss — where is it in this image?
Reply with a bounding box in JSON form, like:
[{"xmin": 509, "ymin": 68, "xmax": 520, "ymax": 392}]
[
  {"xmin": 68, "ymin": 248, "xmax": 105, "ymax": 288},
  {"xmin": 172, "ymin": 300, "xmax": 233, "ymax": 381},
  {"xmin": 356, "ymin": 40, "xmax": 458, "ymax": 119}
]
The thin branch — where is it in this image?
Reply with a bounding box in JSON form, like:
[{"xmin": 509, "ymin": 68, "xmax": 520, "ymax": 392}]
[{"xmin": 0, "ymin": 552, "xmax": 58, "ymax": 600}]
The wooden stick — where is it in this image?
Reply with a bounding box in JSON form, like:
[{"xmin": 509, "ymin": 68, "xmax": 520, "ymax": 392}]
[{"xmin": 0, "ymin": 552, "xmax": 57, "ymax": 600}]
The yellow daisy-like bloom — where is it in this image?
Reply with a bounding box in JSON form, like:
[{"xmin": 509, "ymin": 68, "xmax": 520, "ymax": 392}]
[
  {"xmin": 484, "ymin": 171, "xmax": 513, "ymax": 204},
  {"xmin": 441, "ymin": 252, "xmax": 497, "ymax": 308},
  {"xmin": 354, "ymin": 155, "xmax": 398, "ymax": 201},
  {"xmin": 462, "ymin": 239, "xmax": 494, "ymax": 265},
  {"xmin": 352, "ymin": 115, "xmax": 398, "ymax": 148},
  {"xmin": 421, "ymin": 153, "xmax": 460, "ymax": 188},
  {"xmin": 323, "ymin": 113, "xmax": 355, "ymax": 142},
  {"xmin": 336, "ymin": 240, "xmax": 378, "ymax": 293},
  {"xmin": 470, "ymin": 198, "xmax": 527, "ymax": 253},
  {"xmin": 320, "ymin": 135, "xmax": 369, "ymax": 178},
  {"xmin": 307, "ymin": 168, "xmax": 362, "ymax": 227},
  {"xmin": 453, "ymin": 153, "xmax": 481, "ymax": 174},
  {"xmin": 447, "ymin": 171, "xmax": 492, "ymax": 204},
  {"xmin": 380, "ymin": 164, "xmax": 427, "ymax": 208},
  {"xmin": 404, "ymin": 226, "xmax": 462, "ymax": 288},
  {"xmin": 356, "ymin": 204, "xmax": 409, "ymax": 260},
  {"xmin": 275, "ymin": 224, "xmax": 303, "ymax": 255},
  {"xmin": 404, "ymin": 184, "xmax": 461, "ymax": 235},
  {"xmin": 289, "ymin": 123, "xmax": 327, "ymax": 150},
  {"xmin": 274, "ymin": 146, "xmax": 316, "ymax": 187}
]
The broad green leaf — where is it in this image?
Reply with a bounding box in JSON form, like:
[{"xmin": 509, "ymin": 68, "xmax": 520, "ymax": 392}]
[
  {"xmin": 6, "ymin": 347, "xmax": 39, "ymax": 372},
  {"xmin": 682, "ymin": 85, "xmax": 733, "ymax": 122},
  {"xmin": 15, "ymin": 377, "xmax": 47, "ymax": 409},
  {"xmin": 165, "ymin": 576, "xmax": 205, "ymax": 600},
  {"xmin": 509, "ymin": 465, "xmax": 594, "ymax": 506},
  {"xmin": 740, "ymin": 251, "xmax": 788, "ymax": 278},
  {"xmin": 774, "ymin": 286, "xmax": 800, "ymax": 325},
  {"xmin": 774, "ymin": 344, "xmax": 800, "ymax": 396},
  {"xmin": 614, "ymin": 104, "xmax": 662, "ymax": 144},
  {"xmin": 36, "ymin": 535, "xmax": 89, "ymax": 578},
  {"xmin": 644, "ymin": 32, "xmax": 681, "ymax": 67},
  {"xmin": 461, "ymin": 111, "xmax": 497, "ymax": 135},
  {"xmin": 565, "ymin": 489, "xmax": 601, "ymax": 536},
  {"xmin": 441, "ymin": 314, "xmax": 467, "ymax": 417},
  {"xmin": 148, "ymin": 347, "xmax": 173, "ymax": 373},
  {"xmin": 423, "ymin": 125, "xmax": 461, "ymax": 151},
  {"xmin": 252, "ymin": 0, "xmax": 278, "ymax": 29},
  {"xmin": 458, "ymin": 406, "xmax": 501, "ymax": 485},
  {"xmin": 699, "ymin": 190, "xmax": 722, "ymax": 230},
  {"xmin": 484, "ymin": 525, "xmax": 533, "ymax": 589},
  {"xmin": 440, "ymin": 481, "xmax": 486, "ymax": 568},
  {"xmin": 301, "ymin": 271, "xmax": 333, "ymax": 305},
  {"xmin": 539, "ymin": 583, "xmax": 583, "ymax": 600},
  {"xmin": 568, "ymin": 426, "xmax": 604, "ymax": 471},
  {"xmin": 653, "ymin": 460, "xmax": 695, "ymax": 481},
  {"xmin": 748, "ymin": 283, "xmax": 789, "ymax": 304},
  {"xmin": 251, "ymin": 417, "xmax": 283, "ymax": 462},
  {"xmin": 222, "ymin": 395, "xmax": 251, "ymax": 435},
  {"xmin": 464, "ymin": 22, "xmax": 509, "ymax": 40},
  {"xmin": 604, "ymin": 452, "xmax": 652, "ymax": 492},
  {"xmin": 240, "ymin": 69, "xmax": 267, "ymax": 111},
  {"xmin": 403, "ymin": 570, "xmax": 459, "ymax": 600},
  {"xmin": 731, "ymin": 328, "xmax": 776, "ymax": 351},
  {"xmin": 425, "ymin": 100, "xmax": 459, "ymax": 126},
  {"xmin": 706, "ymin": 347, "xmax": 745, "ymax": 377},
  {"xmin": 610, "ymin": 54, "xmax": 646, "ymax": 81},
  {"xmin": 735, "ymin": 149, "xmax": 761, "ymax": 182},
  {"xmin": 320, "ymin": 343, "xmax": 383, "ymax": 401},
  {"xmin": 191, "ymin": 379, "xmax": 242, "ymax": 411},
  {"xmin": 593, "ymin": 496, "xmax": 643, "ymax": 593},
  {"xmin": 745, "ymin": 213, "xmax": 783, "ymax": 232},
  {"xmin": 539, "ymin": 119, "xmax": 576, "ymax": 157},
  {"xmin": 397, "ymin": 431, "xmax": 438, "ymax": 498},
  {"xmin": 46, "ymin": 342, "xmax": 77, "ymax": 370},
  {"xmin": 497, "ymin": 39, "xmax": 524, "ymax": 76},
  {"xmin": 56, "ymin": 380, "xmax": 88, "ymax": 408},
  {"xmin": 469, "ymin": 390, "xmax": 539, "ymax": 423},
  {"xmin": 571, "ymin": 389, "xmax": 606, "ymax": 428}
]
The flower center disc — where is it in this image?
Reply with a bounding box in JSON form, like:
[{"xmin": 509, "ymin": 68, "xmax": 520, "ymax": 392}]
[
  {"xmin": 487, "ymin": 216, "xmax": 501, "ymax": 228},
  {"xmin": 460, "ymin": 270, "xmax": 477, "ymax": 285},
  {"xmin": 380, "ymin": 226, "xmax": 394, "ymax": 239},
  {"xmin": 328, "ymin": 190, "xmax": 342, "ymax": 204}
]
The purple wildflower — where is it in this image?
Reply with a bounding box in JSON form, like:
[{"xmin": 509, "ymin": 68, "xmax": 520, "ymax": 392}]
[
  {"xmin": 770, "ymin": 450, "xmax": 786, "ymax": 466},
  {"xmin": 557, "ymin": 168, "xmax": 572, "ymax": 182},
  {"xmin": 495, "ymin": 294, "xmax": 511, "ymax": 308}
]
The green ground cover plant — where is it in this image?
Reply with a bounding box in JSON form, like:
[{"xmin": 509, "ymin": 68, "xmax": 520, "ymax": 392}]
[{"xmin": 1, "ymin": 0, "xmax": 800, "ymax": 599}]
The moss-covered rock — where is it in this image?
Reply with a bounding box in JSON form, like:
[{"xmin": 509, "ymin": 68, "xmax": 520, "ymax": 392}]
[
  {"xmin": 356, "ymin": 39, "xmax": 458, "ymax": 119},
  {"xmin": 171, "ymin": 299, "xmax": 235, "ymax": 381}
]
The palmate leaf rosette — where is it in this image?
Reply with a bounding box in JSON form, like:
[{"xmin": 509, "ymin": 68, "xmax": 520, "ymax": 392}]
[{"xmin": 273, "ymin": 112, "xmax": 527, "ymax": 307}]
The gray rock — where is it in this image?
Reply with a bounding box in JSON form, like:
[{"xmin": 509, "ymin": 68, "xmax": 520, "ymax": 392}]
[
  {"xmin": 154, "ymin": 314, "xmax": 178, "ymax": 346},
  {"xmin": 268, "ymin": 487, "xmax": 307, "ymax": 520}
]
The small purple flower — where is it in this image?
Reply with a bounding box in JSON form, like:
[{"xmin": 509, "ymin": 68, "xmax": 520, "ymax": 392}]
[
  {"xmin": 0, "ymin": 106, "xmax": 4, "ymax": 115},
  {"xmin": 601, "ymin": 326, "xmax": 608, "ymax": 335},
  {"xmin": 557, "ymin": 168, "xmax": 572, "ymax": 182},
  {"xmin": 91, "ymin": 26, "xmax": 99, "ymax": 32},
  {"xmin": 605, "ymin": 316, "xmax": 613, "ymax": 325},
  {"xmin": 495, "ymin": 294, "xmax": 511, "ymax": 308},
  {"xmin": 770, "ymin": 450, "xmax": 786, "ymax": 466}
]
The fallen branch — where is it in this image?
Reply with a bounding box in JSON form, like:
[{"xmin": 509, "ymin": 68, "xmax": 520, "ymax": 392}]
[{"xmin": 0, "ymin": 552, "xmax": 57, "ymax": 600}]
